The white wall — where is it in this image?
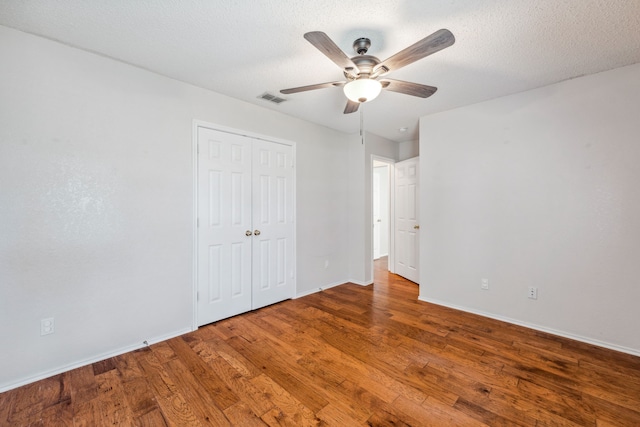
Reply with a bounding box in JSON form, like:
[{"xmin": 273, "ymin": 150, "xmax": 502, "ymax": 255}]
[
  {"xmin": 398, "ymin": 139, "xmax": 419, "ymax": 161},
  {"xmin": 0, "ymin": 25, "xmax": 357, "ymax": 391},
  {"xmin": 348, "ymin": 133, "xmax": 398, "ymax": 285},
  {"xmin": 419, "ymin": 62, "xmax": 640, "ymax": 355}
]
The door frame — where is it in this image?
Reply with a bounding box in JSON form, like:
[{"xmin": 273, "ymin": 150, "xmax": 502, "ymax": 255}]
[
  {"xmin": 370, "ymin": 155, "xmax": 396, "ymax": 281},
  {"xmin": 192, "ymin": 120, "xmax": 297, "ymax": 330}
]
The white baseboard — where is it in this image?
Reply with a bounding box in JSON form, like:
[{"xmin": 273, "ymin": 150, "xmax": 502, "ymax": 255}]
[
  {"xmin": 348, "ymin": 279, "xmax": 374, "ymax": 286},
  {"xmin": 418, "ymin": 296, "xmax": 640, "ymax": 357},
  {"xmin": 0, "ymin": 327, "xmax": 193, "ymax": 393},
  {"xmin": 294, "ymin": 279, "xmax": 372, "ymax": 299},
  {"xmin": 295, "ymin": 280, "xmax": 346, "ymax": 299}
]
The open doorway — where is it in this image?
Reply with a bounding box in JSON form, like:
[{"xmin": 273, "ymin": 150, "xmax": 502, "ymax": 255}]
[{"xmin": 372, "ymin": 157, "xmax": 394, "ymax": 280}]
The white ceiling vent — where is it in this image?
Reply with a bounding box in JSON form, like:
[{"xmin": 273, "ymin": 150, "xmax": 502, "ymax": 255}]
[{"xmin": 258, "ymin": 92, "xmax": 287, "ymax": 104}]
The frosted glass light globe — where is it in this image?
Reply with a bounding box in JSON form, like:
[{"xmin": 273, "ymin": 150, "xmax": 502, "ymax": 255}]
[{"xmin": 343, "ymin": 79, "xmax": 382, "ymax": 103}]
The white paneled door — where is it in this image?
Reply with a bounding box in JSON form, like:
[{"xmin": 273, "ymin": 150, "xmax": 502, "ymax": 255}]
[
  {"xmin": 394, "ymin": 157, "xmax": 419, "ymax": 283},
  {"xmin": 372, "ymin": 164, "xmax": 390, "ymax": 261},
  {"xmin": 197, "ymin": 127, "xmax": 295, "ymax": 326},
  {"xmin": 251, "ymin": 140, "xmax": 295, "ymax": 310},
  {"xmin": 373, "ymin": 171, "xmax": 381, "ymax": 259}
]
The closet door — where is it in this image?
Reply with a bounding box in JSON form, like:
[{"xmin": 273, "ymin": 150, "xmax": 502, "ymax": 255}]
[
  {"xmin": 197, "ymin": 127, "xmax": 295, "ymax": 326},
  {"xmin": 197, "ymin": 128, "xmax": 252, "ymax": 325},
  {"xmin": 251, "ymin": 140, "xmax": 295, "ymax": 309}
]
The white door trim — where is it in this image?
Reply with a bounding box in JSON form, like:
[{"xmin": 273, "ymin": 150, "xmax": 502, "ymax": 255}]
[
  {"xmin": 370, "ymin": 155, "xmax": 396, "ymax": 281},
  {"xmin": 192, "ymin": 120, "xmax": 297, "ymax": 330}
]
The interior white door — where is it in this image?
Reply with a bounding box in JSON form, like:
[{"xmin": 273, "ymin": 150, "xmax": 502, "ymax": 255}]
[
  {"xmin": 373, "ymin": 171, "xmax": 381, "ymax": 259},
  {"xmin": 394, "ymin": 157, "xmax": 419, "ymax": 283},
  {"xmin": 373, "ymin": 164, "xmax": 390, "ymax": 258},
  {"xmin": 197, "ymin": 127, "xmax": 253, "ymax": 325},
  {"xmin": 379, "ymin": 166, "xmax": 390, "ymax": 258},
  {"xmin": 251, "ymin": 140, "xmax": 295, "ymax": 310}
]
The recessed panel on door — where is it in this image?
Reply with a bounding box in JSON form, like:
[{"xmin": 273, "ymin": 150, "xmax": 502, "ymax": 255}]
[
  {"xmin": 231, "ymin": 242, "xmax": 244, "ymax": 296},
  {"xmin": 207, "ymin": 245, "xmax": 222, "ymax": 302},
  {"xmin": 260, "ymin": 175, "xmax": 271, "ymax": 224},
  {"xmin": 277, "ymin": 238, "xmax": 286, "ymax": 286},
  {"xmin": 277, "ymin": 177, "xmax": 286, "ymax": 223},
  {"xmin": 259, "ymin": 240, "xmax": 271, "ymax": 290}
]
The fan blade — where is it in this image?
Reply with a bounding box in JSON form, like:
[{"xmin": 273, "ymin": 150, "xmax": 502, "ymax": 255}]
[
  {"xmin": 304, "ymin": 31, "xmax": 359, "ymax": 75},
  {"xmin": 280, "ymin": 81, "xmax": 345, "ymax": 94},
  {"xmin": 375, "ymin": 29, "xmax": 454, "ymax": 74},
  {"xmin": 380, "ymin": 79, "xmax": 437, "ymax": 98},
  {"xmin": 344, "ymin": 100, "xmax": 360, "ymax": 114}
]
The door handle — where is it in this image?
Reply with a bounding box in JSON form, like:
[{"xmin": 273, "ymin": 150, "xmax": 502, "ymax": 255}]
[
  {"xmin": 413, "ymin": 225, "xmax": 420, "ymax": 230},
  {"xmin": 245, "ymin": 230, "xmax": 253, "ymax": 236},
  {"xmin": 376, "ymin": 219, "xmax": 381, "ymax": 222},
  {"xmin": 254, "ymin": 230, "xmax": 261, "ymax": 236}
]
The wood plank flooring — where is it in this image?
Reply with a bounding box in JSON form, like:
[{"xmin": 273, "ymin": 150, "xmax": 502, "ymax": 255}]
[{"xmin": 2, "ymin": 257, "xmax": 640, "ymax": 426}]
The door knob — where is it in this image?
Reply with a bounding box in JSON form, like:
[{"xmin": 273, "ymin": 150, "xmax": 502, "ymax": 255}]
[
  {"xmin": 377, "ymin": 219, "xmax": 381, "ymax": 222},
  {"xmin": 413, "ymin": 225, "xmax": 420, "ymax": 230},
  {"xmin": 245, "ymin": 230, "xmax": 253, "ymax": 236},
  {"xmin": 254, "ymin": 230, "xmax": 261, "ymax": 236}
]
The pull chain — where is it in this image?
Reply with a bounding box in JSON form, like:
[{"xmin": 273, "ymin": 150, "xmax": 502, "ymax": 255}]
[{"xmin": 360, "ymin": 104, "xmax": 364, "ymax": 144}]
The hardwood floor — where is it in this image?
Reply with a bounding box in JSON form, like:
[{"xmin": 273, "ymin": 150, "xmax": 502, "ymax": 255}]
[{"xmin": 2, "ymin": 257, "xmax": 640, "ymax": 426}]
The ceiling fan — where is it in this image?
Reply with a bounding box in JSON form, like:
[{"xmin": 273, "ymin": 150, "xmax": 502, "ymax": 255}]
[{"xmin": 281, "ymin": 29, "xmax": 455, "ymax": 114}]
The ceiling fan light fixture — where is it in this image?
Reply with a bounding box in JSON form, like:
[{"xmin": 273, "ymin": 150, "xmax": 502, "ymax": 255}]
[{"xmin": 343, "ymin": 79, "xmax": 382, "ymax": 103}]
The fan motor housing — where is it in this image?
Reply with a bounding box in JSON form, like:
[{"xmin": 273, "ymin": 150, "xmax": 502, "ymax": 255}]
[{"xmin": 345, "ymin": 55, "xmax": 381, "ymax": 79}]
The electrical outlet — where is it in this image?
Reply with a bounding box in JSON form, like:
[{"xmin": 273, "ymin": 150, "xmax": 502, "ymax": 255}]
[
  {"xmin": 481, "ymin": 278, "xmax": 489, "ymax": 290},
  {"xmin": 41, "ymin": 318, "xmax": 55, "ymax": 336},
  {"xmin": 528, "ymin": 287, "xmax": 538, "ymax": 300}
]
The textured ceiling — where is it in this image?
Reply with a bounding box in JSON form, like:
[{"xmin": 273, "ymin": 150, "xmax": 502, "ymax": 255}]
[{"xmin": 1, "ymin": 0, "xmax": 639, "ymax": 142}]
